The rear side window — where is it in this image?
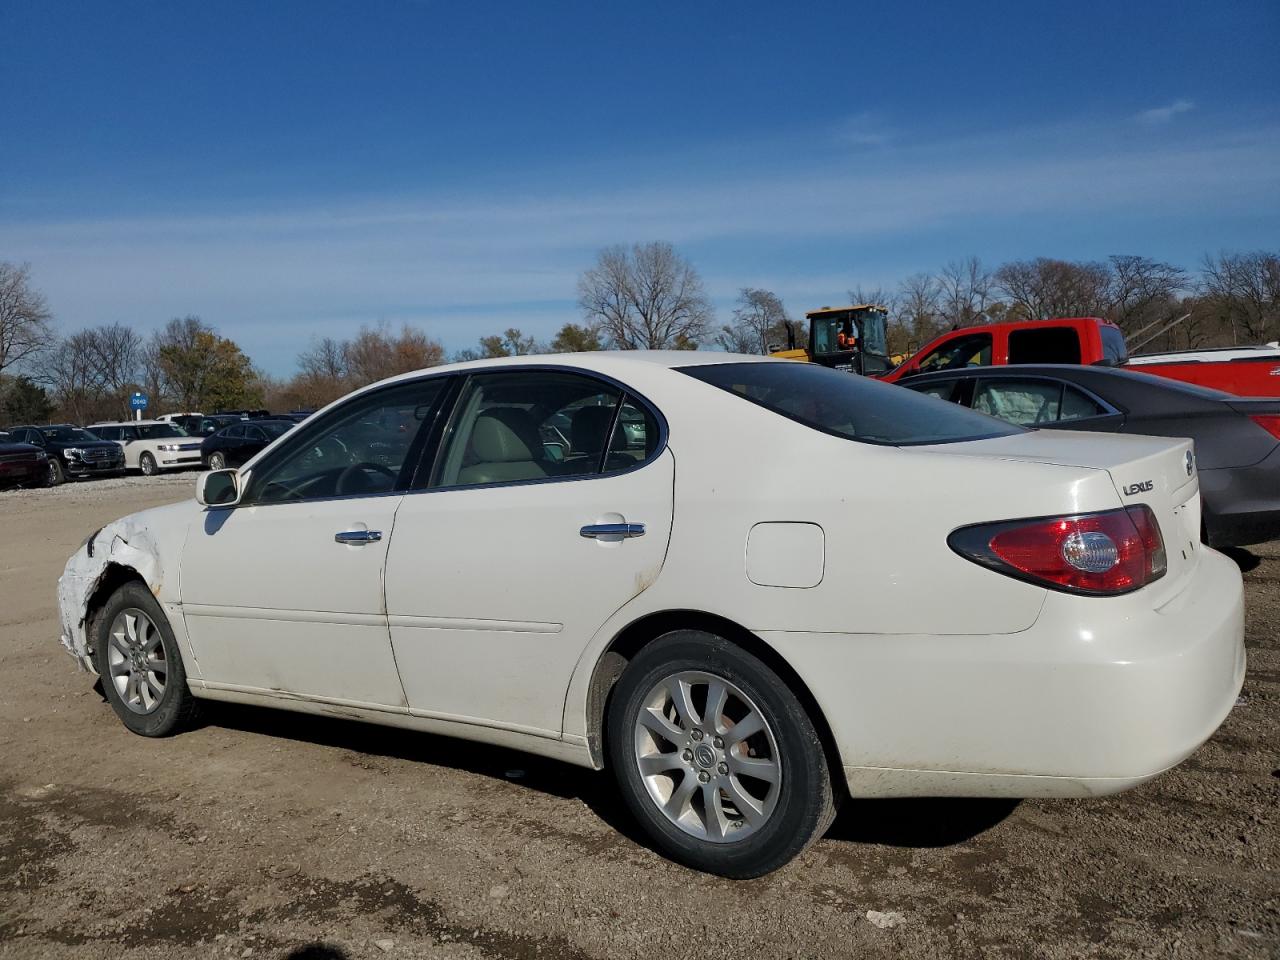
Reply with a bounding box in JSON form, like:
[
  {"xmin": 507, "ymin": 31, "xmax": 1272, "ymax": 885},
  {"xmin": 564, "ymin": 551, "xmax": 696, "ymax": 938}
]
[
  {"xmin": 681, "ymin": 362, "xmax": 1022, "ymax": 446},
  {"xmin": 1008, "ymin": 327, "xmax": 1082, "ymax": 364},
  {"xmin": 1100, "ymin": 325, "xmax": 1128, "ymax": 364},
  {"xmin": 973, "ymin": 378, "xmax": 1107, "ymax": 426}
]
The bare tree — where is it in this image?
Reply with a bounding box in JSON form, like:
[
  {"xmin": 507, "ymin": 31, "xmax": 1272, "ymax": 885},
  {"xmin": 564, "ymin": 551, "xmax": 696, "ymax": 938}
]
[
  {"xmin": 0, "ymin": 262, "xmax": 55, "ymax": 375},
  {"xmin": 1106, "ymin": 255, "xmax": 1187, "ymax": 338},
  {"xmin": 715, "ymin": 288, "xmax": 790, "ymax": 354},
  {"xmin": 578, "ymin": 242, "xmax": 713, "ymax": 350},
  {"xmin": 85, "ymin": 323, "xmax": 143, "ymax": 416},
  {"xmin": 344, "ymin": 323, "xmax": 444, "ymax": 386},
  {"xmin": 996, "ymin": 258, "xmax": 1111, "ymax": 320},
  {"xmin": 938, "ymin": 257, "xmax": 996, "ymax": 328},
  {"xmin": 41, "ymin": 332, "xmax": 99, "ymax": 424},
  {"xmin": 1200, "ymin": 251, "xmax": 1280, "ymax": 344},
  {"xmin": 896, "ymin": 273, "xmax": 943, "ymax": 349}
]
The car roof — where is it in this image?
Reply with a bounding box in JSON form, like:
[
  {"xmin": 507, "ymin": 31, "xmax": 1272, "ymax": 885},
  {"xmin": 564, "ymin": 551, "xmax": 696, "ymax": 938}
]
[
  {"xmin": 905, "ymin": 363, "xmax": 1229, "ymax": 392},
  {"xmin": 90, "ymin": 419, "xmax": 168, "ymax": 426}
]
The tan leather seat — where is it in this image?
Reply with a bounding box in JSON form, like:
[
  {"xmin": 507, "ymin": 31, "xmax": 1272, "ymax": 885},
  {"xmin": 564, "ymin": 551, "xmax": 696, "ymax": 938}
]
[{"xmin": 456, "ymin": 408, "xmax": 549, "ymax": 485}]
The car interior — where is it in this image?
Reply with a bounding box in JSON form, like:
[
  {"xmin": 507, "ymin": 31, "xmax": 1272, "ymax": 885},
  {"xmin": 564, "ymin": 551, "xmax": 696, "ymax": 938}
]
[{"xmin": 246, "ymin": 373, "xmax": 658, "ymax": 504}]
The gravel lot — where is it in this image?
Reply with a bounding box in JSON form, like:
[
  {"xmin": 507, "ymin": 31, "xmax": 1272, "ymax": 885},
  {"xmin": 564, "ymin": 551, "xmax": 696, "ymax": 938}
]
[{"xmin": 1, "ymin": 476, "xmax": 1276, "ymax": 959}]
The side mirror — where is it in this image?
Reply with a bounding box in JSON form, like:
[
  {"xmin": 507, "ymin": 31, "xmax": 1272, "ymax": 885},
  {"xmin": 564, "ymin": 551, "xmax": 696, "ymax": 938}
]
[{"xmin": 196, "ymin": 469, "xmax": 241, "ymax": 508}]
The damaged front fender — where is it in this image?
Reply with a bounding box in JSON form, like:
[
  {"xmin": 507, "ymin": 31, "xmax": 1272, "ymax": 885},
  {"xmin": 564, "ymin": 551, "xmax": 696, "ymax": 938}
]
[{"xmin": 56, "ymin": 518, "xmax": 166, "ymax": 672}]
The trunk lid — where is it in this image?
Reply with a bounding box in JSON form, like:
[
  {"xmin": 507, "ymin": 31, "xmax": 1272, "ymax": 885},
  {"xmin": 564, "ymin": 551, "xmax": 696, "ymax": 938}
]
[{"xmin": 922, "ymin": 429, "xmax": 1202, "ymax": 594}]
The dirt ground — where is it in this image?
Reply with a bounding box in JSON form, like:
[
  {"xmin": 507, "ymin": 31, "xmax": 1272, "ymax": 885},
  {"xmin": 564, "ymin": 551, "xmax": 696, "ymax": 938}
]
[{"xmin": 0, "ymin": 476, "xmax": 1276, "ymax": 960}]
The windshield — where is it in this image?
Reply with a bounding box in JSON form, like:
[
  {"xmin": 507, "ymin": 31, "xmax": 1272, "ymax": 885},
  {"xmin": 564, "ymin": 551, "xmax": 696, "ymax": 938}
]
[
  {"xmin": 859, "ymin": 309, "xmax": 888, "ymax": 356},
  {"xmin": 136, "ymin": 424, "xmax": 188, "ymax": 439},
  {"xmin": 42, "ymin": 426, "xmax": 99, "ymax": 442},
  {"xmin": 680, "ymin": 361, "xmax": 1024, "ymax": 446}
]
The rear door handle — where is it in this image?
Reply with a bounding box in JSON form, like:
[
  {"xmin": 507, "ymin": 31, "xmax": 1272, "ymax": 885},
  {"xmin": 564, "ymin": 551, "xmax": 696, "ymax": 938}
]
[
  {"xmin": 580, "ymin": 523, "xmax": 646, "ymax": 539},
  {"xmin": 335, "ymin": 529, "xmax": 383, "ymax": 545}
]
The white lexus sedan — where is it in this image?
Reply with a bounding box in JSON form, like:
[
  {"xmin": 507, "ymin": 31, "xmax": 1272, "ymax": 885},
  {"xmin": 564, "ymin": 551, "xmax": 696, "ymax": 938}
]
[{"xmin": 57, "ymin": 352, "xmax": 1245, "ymax": 877}]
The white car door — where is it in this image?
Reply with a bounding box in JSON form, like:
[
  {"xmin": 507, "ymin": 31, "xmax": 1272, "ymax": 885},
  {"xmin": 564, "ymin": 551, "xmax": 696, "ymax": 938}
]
[
  {"xmin": 180, "ymin": 377, "xmax": 450, "ymax": 707},
  {"xmin": 384, "ymin": 368, "xmax": 674, "ymax": 736}
]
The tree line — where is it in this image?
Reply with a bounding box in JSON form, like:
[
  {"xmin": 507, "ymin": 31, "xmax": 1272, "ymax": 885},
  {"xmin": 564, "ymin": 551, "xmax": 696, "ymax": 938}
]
[{"xmin": 2, "ymin": 245, "xmax": 1277, "ymax": 424}]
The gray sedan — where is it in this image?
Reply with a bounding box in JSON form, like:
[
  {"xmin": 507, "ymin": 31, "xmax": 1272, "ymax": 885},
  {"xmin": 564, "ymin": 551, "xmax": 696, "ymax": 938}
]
[{"xmin": 900, "ymin": 363, "xmax": 1280, "ymax": 548}]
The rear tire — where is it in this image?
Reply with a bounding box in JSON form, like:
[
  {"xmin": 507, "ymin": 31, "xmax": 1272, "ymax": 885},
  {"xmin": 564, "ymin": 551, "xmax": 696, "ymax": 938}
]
[
  {"xmin": 139, "ymin": 452, "xmax": 157, "ymax": 476},
  {"xmin": 47, "ymin": 459, "xmax": 65, "ymax": 486},
  {"xmin": 93, "ymin": 582, "xmax": 199, "ymax": 737},
  {"xmin": 208, "ymin": 452, "xmax": 226, "ymax": 470},
  {"xmin": 607, "ymin": 630, "xmax": 838, "ymax": 878}
]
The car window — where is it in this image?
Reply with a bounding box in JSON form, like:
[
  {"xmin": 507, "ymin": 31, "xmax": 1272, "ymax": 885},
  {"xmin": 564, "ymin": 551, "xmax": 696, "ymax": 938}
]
[
  {"xmin": 136, "ymin": 423, "xmax": 185, "ymax": 439},
  {"xmin": 1007, "ymin": 327, "xmax": 1082, "ymax": 364},
  {"xmin": 95, "ymin": 426, "xmax": 119, "ymax": 441},
  {"xmin": 432, "ymin": 370, "xmax": 643, "ymax": 488},
  {"xmin": 1100, "ymin": 325, "xmax": 1128, "ymax": 364},
  {"xmin": 246, "ymin": 379, "xmax": 446, "ymax": 504},
  {"xmin": 1059, "ymin": 385, "xmax": 1107, "ymax": 421},
  {"xmin": 914, "ymin": 381, "xmax": 959, "ymax": 403},
  {"xmin": 915, "ymin": 333, "xmax": 993, "ymax": 374},
  {"xmin": 682, "ymin": 362, "xmax": 1022, "ymax": 445},
  {"xmin": 246, "ymin": 426, "xmax": 266, "ymax": 442},
  {"xmin": 222, "ymin": 424, "xmax": 244, "ymax": 439},
  {"xmin": 972, "ymin": 379, "xmax": 1106, "ymax": 426}
]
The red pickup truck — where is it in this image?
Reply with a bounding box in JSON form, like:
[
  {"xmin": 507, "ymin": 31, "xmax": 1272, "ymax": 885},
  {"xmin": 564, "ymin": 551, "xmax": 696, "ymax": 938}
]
[{"xmin": 881, "ymin": 316, "xmax": 1280, "ymax": 397}]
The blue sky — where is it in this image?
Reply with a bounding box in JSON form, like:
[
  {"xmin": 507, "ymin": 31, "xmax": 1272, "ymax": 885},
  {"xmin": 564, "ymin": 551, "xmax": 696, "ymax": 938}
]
[{"xmin": 3, "ymin": 1, "xmax": 1278, "ymax": 374}]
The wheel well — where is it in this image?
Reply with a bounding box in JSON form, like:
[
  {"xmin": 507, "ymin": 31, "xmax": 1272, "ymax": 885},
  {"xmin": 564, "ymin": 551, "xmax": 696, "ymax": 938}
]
[
  {"xmin": 584, "ymin": 609, "xmax": 843, "ymax": 780},
  {"xmin": 83, "ymin": 564, "xmax": 148, "ymax": 656}
]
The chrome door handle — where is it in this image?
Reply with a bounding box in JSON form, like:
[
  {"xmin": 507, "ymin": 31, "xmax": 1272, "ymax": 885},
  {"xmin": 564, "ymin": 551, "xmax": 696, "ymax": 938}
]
[
  {"xmin": 334, "ymin": 529, "xmax": 382, "ymax": 544},
  {"xmin": 580, "ymin": 522, "xmax": 646, "ymax": 539}
]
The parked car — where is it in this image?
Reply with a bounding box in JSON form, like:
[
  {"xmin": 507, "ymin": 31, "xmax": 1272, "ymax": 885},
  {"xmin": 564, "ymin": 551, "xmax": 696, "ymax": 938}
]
[
  {"xmin": 89, "ymin": 420, "xmax": 205, "ymax": 475},
  {"xmin": 57, "ymin": 354, "xmax": 1243, "ymax": 878},
  {"xmin": 4, "ymin": 424, "xmax": 124, "ymax": 484},
  {"xmin": 0, "ymin": 432, "xmax": 49, "ymax": 488},
  {"xmin": 200, "ymin": 418, "xmax": 295, "ymax": 469},
  {"xmin": 900, "ymin": 364, "xmax": 1280, "ymax": 548}
]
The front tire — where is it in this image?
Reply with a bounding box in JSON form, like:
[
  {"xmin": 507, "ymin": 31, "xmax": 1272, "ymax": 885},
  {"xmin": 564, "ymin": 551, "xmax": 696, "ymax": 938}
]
[
  {"xmin": 93, "ymin": 582, "xmax": 199, "ymax": 737},
  {"xmin": 139, "ymin": 452, "xmax": 157, "ymax": 476},
  {"xmin": 607, "ymin": 630, "xmax": 838, "ymax": 878},
  {"xmin": 208, "ymin": 452, "xmax": 226, "ymax": 470},
  {"xmin": 47, "ymin": 459, "xmax": 65, "ymax": 485}
]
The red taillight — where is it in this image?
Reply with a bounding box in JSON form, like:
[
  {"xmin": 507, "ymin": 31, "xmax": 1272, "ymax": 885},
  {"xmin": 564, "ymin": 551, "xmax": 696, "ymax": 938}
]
[
  {"xmin": 1249, "ymin": 415, "xmax": 1280, "ymax": 441},
  {"xmin": 949, "ymin": 506, "xmax": 1166, "ymax": 595}
]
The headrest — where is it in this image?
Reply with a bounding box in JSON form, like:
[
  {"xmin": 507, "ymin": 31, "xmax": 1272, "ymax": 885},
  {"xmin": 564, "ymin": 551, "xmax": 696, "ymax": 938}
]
[{"xmin": 470, "ymin": 408, "xmax": 542, "ymax": 463}]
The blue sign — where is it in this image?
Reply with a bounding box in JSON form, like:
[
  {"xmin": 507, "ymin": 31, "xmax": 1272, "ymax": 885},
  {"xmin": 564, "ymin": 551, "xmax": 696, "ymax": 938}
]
[{"xmin": 130, "ymin": 393, "xmax": 148, "ymax": 411}]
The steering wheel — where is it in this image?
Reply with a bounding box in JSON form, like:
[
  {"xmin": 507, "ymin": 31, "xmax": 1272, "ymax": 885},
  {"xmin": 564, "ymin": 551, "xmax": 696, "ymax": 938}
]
[{"xmin": 335, "ymin": 461, "xmax": 398, "ymax": 495}]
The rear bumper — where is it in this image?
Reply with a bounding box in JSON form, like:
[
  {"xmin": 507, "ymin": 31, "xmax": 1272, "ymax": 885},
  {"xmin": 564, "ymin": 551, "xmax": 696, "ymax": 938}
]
[
  {"xmin": 759, "ymin": 548, "xmax": 1245, "ymax": 798},
  {"xmin": 1201, "ymin": 452, "xmax": 1280, "ymax": 547}
]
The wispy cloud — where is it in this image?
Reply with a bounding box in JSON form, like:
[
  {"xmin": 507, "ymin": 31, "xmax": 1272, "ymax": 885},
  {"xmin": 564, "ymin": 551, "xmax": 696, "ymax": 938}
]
[
  {"xmin": 1136, "ymin": 99, "xmax": 1195, "ymax": 125},
  {"xmin": 831, "ymin": 111, "xmax": 893, "ymax": 148},
  {"xmin": 1, "ymin": 112, "xmax": 1275, "ymax": 370}
]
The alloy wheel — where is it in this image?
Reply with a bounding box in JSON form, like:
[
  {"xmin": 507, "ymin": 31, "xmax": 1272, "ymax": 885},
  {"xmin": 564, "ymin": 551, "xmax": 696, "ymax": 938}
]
[
  {"xmin": 632, "ymin": 670, "xmax": 782, "ymax": 843},
  {"xmin": 106, "ymin": 608, "xmax": 168, "ymax": 715}
]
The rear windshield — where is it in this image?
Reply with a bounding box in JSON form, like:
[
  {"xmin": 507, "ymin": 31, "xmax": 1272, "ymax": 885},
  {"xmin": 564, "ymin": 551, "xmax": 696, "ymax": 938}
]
[{"xmin": 680, "ymin": 362, "xmax": 1024, "ymax": 445}]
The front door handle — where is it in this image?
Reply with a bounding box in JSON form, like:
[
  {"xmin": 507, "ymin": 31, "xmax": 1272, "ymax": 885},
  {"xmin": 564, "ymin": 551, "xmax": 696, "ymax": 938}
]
[
  {"xmin": 580, "ymin": 522, "xmax": 646, "ymax": 539},
  {"xmin": 335, "ymin": 529, "xmax": 383, "ymax": 545}
]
